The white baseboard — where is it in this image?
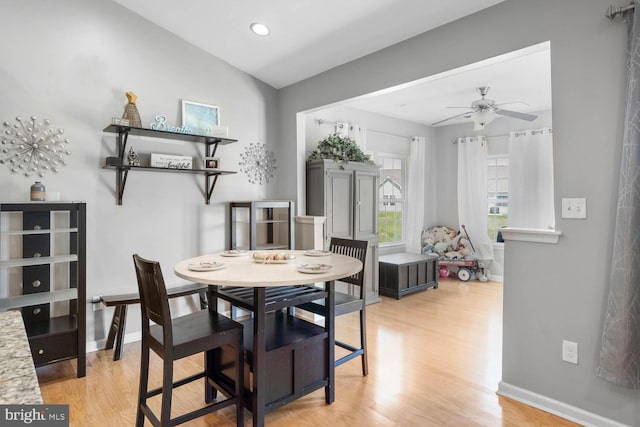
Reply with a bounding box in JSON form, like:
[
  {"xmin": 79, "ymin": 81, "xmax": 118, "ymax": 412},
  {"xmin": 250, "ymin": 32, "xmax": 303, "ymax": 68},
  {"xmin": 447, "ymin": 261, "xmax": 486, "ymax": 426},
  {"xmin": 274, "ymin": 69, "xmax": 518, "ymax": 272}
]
[
  {"xmin": 489, "ymin": 274, "xmax": 503, "ymax": 282},
  {"xmin": 497, "ymin": 381, "xmax": 629, "ymax": 427}
]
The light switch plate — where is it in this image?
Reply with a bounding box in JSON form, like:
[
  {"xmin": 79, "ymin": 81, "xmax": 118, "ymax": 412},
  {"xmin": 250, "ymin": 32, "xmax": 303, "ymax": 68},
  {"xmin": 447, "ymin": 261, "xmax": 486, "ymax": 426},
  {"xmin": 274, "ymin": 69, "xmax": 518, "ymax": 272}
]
[{"xmin": 562, "ymin": 198, "xmax": 587, "ymax": 219}]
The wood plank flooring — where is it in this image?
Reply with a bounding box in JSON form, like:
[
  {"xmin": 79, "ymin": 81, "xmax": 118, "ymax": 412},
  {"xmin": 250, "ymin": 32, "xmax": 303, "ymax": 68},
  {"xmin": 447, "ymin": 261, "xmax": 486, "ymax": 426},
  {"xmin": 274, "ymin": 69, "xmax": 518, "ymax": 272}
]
[{"xmin": 37, "ymin": 279, "xmax": 580, "ymax": 426}]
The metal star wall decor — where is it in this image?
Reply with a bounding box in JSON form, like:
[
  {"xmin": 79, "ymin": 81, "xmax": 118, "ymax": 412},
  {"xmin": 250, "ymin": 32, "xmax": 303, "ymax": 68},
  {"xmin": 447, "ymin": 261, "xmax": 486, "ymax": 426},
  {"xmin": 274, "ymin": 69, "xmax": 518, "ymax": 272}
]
[
  {"xmin": 238, "ymin": 142, "xmax": 276, "ymax": 185},
  {"xmin": 0, "ymin": 116, "xmax": 71, "ymax": 177}
]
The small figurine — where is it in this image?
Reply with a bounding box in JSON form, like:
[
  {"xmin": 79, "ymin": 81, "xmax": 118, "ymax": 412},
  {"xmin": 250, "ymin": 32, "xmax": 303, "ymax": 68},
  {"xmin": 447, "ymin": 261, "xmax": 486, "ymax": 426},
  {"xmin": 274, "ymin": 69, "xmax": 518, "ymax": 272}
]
[
  {"xmin": 122, "ymin": 91, "xmax": 142, "ymax": 127},
  {"xmin": 127, "ymin": 147, "xmax": 141, "ymax": 166}
]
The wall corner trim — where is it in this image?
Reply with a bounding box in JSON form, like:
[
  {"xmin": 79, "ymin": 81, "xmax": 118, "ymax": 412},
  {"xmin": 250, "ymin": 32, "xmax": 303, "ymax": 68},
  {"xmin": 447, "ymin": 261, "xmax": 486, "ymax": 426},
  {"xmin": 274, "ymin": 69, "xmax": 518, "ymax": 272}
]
[{"xmin": 497, "ymin": 381, "xmax": 629, "ymax": 427}]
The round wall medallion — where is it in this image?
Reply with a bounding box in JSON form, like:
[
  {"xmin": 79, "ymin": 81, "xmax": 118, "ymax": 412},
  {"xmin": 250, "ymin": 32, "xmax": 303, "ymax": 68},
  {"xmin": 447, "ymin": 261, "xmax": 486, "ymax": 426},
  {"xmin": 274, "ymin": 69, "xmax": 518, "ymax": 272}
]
[
  {"xmin": 0, "ymin": 116, "xmax": 71, "ymax": 177},
  {"xmin": 238, "ymin": 142, "xmax": 276, "ymax": 185}
]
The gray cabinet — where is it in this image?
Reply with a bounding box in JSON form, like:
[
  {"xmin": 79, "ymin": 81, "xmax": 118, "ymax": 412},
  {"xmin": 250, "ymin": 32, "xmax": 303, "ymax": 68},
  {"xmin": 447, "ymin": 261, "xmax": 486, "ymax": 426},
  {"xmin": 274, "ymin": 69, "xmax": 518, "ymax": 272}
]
[{"xmin": 306, "ymin": 160, "xmax": 380, "ymax": 303}]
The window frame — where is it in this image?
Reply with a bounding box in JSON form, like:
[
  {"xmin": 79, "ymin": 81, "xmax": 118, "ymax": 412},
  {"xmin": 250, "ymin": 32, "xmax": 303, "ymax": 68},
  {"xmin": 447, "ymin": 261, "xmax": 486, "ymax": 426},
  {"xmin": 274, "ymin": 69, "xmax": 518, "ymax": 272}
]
[
  {"xmin": 487, "ymin": 154, "xmax": 509, "ymax": 242},
  {"xmin": 374, "ymin": 152, "xmax": 407, "ymax": 247}
]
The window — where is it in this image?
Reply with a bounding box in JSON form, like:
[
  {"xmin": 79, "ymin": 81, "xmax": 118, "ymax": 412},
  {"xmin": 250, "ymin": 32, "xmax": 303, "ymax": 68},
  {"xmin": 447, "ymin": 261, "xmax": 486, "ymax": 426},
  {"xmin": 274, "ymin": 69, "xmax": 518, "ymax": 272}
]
[
  {"xmin": 377, "ymin": 155, "xmax": 405, "ymax": 244},
  {"xmin": 488, "ymin": 156, "xmax": 508, "ymax": 241}
]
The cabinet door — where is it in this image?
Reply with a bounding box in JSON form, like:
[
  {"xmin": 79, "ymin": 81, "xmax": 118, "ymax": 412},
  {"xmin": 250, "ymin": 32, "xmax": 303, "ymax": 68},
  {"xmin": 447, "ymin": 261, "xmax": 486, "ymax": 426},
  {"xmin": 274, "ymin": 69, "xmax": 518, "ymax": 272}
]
[
  {"xmin": 325, "ymin": 169, "xmax": 353, "ymax": 244},
  {"xmin": 354, "ymin": 170, "xmax": 379, "ymax": 242}
]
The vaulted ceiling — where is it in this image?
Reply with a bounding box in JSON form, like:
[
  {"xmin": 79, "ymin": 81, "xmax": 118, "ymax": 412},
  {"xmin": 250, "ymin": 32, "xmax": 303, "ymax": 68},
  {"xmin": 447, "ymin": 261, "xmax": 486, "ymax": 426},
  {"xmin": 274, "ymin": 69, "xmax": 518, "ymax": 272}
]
[{"xmin": 112, "ymin": 0, "xmax": 551, "ymax": 127}]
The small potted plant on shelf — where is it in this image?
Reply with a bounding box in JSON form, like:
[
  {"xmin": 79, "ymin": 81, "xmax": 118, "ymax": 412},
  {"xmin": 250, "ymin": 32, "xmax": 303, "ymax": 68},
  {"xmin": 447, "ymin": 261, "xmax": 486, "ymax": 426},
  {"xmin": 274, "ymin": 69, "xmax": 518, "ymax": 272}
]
[{"xmin": 307, "ymin": 133, "xmax": 375, "ymax": 165}]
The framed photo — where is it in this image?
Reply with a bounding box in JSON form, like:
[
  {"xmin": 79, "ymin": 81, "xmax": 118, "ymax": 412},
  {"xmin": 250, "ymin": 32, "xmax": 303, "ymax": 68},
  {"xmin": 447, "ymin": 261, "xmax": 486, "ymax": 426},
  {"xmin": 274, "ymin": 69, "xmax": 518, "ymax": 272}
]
[
  {"xmin": 203, "ymin": 157, "xmax": 220, "ymax": 170},
  {"xmin": 181, "ymin": 100, "xmax": 220, "ymax": 136}
]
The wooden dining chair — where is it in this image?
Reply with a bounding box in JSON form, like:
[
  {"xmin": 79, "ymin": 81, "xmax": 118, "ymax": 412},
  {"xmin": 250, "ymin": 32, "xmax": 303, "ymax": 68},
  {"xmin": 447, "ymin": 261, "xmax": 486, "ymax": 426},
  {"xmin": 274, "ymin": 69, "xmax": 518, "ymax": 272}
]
[
  {"xmin": 132, "ymin": 254, "xmax": 244, "ymax": 427},
  {"xmin": 297, "ymin": 237, "xmax": 369, "ymax": 375}
]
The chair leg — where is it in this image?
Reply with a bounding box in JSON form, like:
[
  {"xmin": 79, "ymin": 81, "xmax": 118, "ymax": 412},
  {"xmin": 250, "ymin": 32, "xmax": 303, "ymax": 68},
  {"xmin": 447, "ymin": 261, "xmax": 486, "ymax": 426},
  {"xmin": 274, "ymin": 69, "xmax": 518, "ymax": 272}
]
[
  {"xmin": 136, "ymin": 342, "xmax": 150, "ymax": 427},
  {"xmin": 235, "ymin": 337, "xmax": 244, "ymax": 426},
  {"xmin": 160, "ymin": 357, "xmax": 174, "ymax": 425},
  {"xmin": 360, "ymin": 309, "xmax": 368, "ymax": 376}
]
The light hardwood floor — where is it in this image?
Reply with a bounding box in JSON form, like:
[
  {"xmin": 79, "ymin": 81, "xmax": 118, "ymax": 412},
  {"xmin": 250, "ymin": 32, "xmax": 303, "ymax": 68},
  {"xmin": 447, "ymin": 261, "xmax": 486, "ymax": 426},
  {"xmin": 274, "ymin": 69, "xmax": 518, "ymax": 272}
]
[{"xmin": 37, "ymin": 279, "xmax": 580, "ymax": 426}]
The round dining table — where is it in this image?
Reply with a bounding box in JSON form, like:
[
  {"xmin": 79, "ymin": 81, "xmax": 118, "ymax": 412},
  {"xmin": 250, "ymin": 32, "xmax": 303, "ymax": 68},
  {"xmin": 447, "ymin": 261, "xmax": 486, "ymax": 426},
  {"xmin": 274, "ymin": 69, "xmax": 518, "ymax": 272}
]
[
  {"xmin": 174, "ymin": 249, "xmax": 362, "ymax": 427},
  {"xmin": 174, "ymin": 249, "xmax": 362, "ymax": 287}
]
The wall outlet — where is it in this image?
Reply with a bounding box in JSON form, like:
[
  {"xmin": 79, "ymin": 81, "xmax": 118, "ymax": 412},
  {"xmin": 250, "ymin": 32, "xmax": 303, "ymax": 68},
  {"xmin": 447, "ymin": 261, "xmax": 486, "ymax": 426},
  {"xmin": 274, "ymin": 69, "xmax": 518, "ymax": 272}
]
[
  {"xmin": 562, "ymin": 340, "xmax": 578, "ymax": 364},
  {"xmin": 91, "ymin": 296, "xmax": 104, "ymax": 311}
]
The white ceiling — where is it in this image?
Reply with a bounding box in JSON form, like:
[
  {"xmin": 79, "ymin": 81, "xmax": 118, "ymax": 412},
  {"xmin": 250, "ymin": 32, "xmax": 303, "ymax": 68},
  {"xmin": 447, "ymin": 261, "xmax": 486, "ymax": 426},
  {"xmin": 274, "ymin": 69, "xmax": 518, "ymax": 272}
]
[
  {"xmin": 343, "ymin": 43, "xmax": 552, "ymax": 126},
  {"xmin": 111, "ymin": 0, "xmax": 552, "ymax": 127},
  {"xmin": 111, "ymin": 0, "xmax": 506, "ymax": 89}
]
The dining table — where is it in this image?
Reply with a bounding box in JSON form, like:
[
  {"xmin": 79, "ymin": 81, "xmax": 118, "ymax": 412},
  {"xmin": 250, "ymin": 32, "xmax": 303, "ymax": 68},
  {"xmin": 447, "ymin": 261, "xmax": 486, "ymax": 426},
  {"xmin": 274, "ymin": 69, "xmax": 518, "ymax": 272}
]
[{"xmin": 174, "ymin": 249, "xmax": 362, "ymax": 427}]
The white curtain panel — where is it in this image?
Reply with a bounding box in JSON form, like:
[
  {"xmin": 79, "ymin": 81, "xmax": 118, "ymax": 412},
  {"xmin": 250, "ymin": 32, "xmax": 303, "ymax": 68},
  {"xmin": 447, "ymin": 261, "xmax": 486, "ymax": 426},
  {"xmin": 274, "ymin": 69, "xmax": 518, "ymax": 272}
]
[
  {"xmin": 508, "ymin": 128, "xmax": 555, "ymax": 229},
  {"xmin": 406, "ymin": 136, "xmax": 426, "ymax": 253},
  {"xmin": 458, "ymin": 137, "xmax": 494, "ymax": 260},
  {"xmin": 348, "ymin": 123, "xmax": 367, "ymax": 151}
]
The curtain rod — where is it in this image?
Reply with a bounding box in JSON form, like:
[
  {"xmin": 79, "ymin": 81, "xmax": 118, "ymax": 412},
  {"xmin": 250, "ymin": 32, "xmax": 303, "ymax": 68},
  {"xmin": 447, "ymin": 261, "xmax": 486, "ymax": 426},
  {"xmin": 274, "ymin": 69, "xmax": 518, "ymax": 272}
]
[
  {"xmin": 367, "ymin": 129, "xmax": 412, "ymax": 140},
  {"xmin": 315, "ymin": 118, "xmax": 412, "ymax": 140},
  {"xmin": 451, "ymin": 128, "xmax": 552, "ymax": 144},
  {"xmin": 315, "ymin": 118, "xmax": 338, "ymax": 126},
  {"xmin": 606, "ymin": 2, "xmax": 634, "ymax": 19}
]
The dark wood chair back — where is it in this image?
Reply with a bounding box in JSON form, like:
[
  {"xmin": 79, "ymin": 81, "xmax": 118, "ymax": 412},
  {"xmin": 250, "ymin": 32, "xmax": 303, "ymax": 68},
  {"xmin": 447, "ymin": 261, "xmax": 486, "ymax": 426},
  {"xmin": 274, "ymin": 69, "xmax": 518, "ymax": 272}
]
[
  {"xmin": 133, "ymin": 254, "xmax": 172, "ymax": 339},
  {"xmin": 330, "ymin": 237, "xmax": 368, "ymax": 293}
]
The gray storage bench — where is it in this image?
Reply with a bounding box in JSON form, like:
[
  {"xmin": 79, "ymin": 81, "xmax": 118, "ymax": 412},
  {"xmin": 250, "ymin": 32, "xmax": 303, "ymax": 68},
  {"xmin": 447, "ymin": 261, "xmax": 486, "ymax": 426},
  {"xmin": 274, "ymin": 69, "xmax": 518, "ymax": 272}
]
[
  {"xmin": 379, "ymin": 253, "xmax": 438, "ymax": 299},
  {"xmin": 101, "ymin": 282, "xmax": 208, "ymax": 361}
]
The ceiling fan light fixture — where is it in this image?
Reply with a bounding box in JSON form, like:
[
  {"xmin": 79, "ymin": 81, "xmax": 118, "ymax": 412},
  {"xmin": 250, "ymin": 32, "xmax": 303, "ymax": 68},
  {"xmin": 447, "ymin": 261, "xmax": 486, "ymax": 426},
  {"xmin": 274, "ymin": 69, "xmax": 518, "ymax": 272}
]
[{"xmin": 471, "ymin": 110, "xmax": 495, "ymax": 131}]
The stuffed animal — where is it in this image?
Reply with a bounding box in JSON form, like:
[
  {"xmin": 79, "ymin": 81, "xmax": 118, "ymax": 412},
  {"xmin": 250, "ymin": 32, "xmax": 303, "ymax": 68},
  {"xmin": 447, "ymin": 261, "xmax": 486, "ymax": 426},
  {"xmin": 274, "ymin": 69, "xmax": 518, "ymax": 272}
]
[{"xmin": 421, "ymin": 225, "xmax": 474, "ymax": 259}]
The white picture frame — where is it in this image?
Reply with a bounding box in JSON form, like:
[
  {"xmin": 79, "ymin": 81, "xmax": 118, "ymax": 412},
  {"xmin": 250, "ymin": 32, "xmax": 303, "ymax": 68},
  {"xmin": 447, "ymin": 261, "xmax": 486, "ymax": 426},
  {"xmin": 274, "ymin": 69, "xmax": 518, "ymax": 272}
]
[{"xmin": 181, "ymin": 100, "xmax": 220, "ymax": 136}]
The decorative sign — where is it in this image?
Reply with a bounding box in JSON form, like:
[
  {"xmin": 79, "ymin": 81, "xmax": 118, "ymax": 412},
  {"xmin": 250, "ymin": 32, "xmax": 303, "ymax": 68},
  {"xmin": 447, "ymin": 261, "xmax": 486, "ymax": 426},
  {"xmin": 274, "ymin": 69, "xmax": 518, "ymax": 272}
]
[
  {"xmin": 150, "ymin": 153, "xmax": 192, "ymax": 169},
  {"xmin": 149, "ymin": 115, "xmax": 192, "ymax": 134},
  {"xmin": 112, "ymin": 117, "xmax": 129, "ymax": 126}
]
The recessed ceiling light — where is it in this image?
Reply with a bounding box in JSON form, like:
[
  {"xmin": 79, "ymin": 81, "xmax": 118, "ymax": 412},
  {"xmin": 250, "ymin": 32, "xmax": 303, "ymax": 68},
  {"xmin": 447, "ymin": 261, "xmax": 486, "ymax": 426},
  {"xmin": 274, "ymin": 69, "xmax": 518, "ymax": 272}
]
[{"xmin": 250, "ymin": 22, "xmax": 270, "ymax": 36}]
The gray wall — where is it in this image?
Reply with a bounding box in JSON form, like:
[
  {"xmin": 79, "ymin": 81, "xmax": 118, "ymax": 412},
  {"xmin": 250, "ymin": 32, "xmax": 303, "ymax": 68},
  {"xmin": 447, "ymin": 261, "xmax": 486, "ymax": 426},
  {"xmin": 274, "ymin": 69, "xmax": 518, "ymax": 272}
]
[
  {"xmin": 0, "ymin": 0, "xmax": 278, "ymax": 346},
  {"xmin": 276, "ymin": 0, "xmax": 638, "ymax": 425}
]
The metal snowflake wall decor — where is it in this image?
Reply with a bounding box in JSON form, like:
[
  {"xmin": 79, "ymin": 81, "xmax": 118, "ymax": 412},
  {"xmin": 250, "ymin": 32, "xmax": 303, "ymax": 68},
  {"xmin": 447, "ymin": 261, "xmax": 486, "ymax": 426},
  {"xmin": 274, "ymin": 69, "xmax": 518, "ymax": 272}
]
[
  {"xmin": 238, "ymin": 142, "xmax": 276, "ymax": 185},
  {"xmin": 0, "ymin": 116, "xmax": 71, "ymax": 177}
]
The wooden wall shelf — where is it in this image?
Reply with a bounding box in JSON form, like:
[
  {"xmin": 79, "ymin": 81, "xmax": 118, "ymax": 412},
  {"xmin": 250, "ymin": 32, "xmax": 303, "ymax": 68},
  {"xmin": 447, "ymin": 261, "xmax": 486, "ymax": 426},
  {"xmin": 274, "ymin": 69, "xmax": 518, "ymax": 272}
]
[{"xmin": 102, "ymin": 125, "xmax": 237, "ymax": 204}]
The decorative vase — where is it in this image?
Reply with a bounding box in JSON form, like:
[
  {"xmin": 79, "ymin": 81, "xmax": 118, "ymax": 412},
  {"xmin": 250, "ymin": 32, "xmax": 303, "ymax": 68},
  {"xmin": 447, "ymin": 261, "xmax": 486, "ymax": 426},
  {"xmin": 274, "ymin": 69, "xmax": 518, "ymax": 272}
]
[{"xmin": 30, "ymin": 181, "xmax": 46, "ymax": 201}]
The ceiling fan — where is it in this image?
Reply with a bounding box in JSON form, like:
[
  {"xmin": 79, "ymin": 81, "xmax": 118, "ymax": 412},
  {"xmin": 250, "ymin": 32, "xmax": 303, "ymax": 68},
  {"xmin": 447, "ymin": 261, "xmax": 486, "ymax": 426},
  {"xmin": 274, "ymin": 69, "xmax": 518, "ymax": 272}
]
[{"xmin": 431, "ymin": 86, "xmax": 538, "ymax": 131}]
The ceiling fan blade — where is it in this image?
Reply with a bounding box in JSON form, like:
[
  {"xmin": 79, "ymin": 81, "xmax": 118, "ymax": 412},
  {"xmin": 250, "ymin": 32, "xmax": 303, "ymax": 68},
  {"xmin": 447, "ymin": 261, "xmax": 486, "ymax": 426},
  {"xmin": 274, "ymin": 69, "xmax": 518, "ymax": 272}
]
[
  {"xmin": 494, "ymin": 101, "xmax": 531, "ymax": 108},
  {"xmin": 431, "ymin": 110, "xmax": 475, "ymax": 126},
  {"xmin": 493, "ymin": 108, "xmax": 538, "ymax": 121}
]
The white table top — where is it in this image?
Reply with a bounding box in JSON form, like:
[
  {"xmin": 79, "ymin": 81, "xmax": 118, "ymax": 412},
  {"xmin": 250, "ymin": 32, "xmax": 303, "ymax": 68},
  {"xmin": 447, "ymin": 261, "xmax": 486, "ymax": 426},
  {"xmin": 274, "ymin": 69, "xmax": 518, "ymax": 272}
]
[{"xmin": 175, "ymin": 250, "xmax": 362, "ymax": 287}]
